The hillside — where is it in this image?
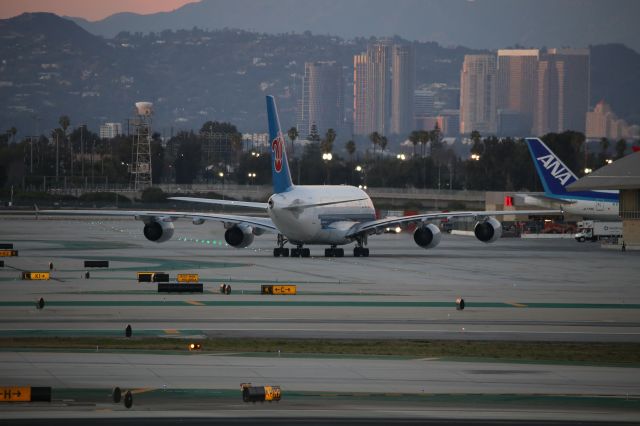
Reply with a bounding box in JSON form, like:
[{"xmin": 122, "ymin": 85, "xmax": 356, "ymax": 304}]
[{"xmin": 0, "ymin": 13, "xmax": 638, "ymax": 139}]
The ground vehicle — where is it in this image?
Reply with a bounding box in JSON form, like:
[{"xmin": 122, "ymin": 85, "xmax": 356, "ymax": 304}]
[{"xmin": 574, "ymin": 220, "xmax": 623, "ymax": 242}]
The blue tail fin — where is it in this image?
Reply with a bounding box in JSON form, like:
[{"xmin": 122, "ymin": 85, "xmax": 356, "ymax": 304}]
[
  {"xmin": 525, "ymin": 138, "xmax": 578, "ymax": 196},
  {"xmin": 266, "ymin": 95, "xmax": 294, "ymax": 194},
  {"xmin": 525, "ymin": 137, "xmax": 618, "ymax": 202}
]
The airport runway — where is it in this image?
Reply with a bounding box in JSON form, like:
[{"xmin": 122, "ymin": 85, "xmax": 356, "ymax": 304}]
[
  {"xmin": 1, "ymin": 216, "xmax": 639, "ymax": 421},
  {"xmin": 0, "ymin": 217, "xmax": 638, "ymax": 342}
]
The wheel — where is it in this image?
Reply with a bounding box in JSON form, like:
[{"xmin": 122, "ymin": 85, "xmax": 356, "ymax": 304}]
[
  {"xmin": 578, "ymin": 237, "xmax": 585, "ymax": 242},
  {"xmin": 325, "ymin": 248, "xmax": 334, "ymax": 257},
  {"xmin": 290, "ymin": 248, "xmax": 300, "ymax": 257},
  {"xmin": 302, "ymin": 248, "xmax": 311, "ymax": 257},
  {"xmin": 363, "ymin": 248, "xmax": 369, "ymax": 257},
  {"xmin": 273, "ymin": 248, "xmax": 281, "ymax": 257},
  {"xmin": 336, "ymin": 248, "xmax": 344, "ymax": 257},
  {"xmin": 354, "ymin": 247, "xmax": 361, "ymax": 257},
  {"xmin": 282, "ymin": 248, "xmax": 289, "ymax": 257}
]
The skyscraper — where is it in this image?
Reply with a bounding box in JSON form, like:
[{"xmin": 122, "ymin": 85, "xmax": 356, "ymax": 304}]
[
  {"xmin": 353, "ymin": 53, "xmax": 369, "ymax": 136},
  {"xmin": 534, "ymin": 48, "xmax": 590, "ymax": 135},
  {"xmin": 297, "ymin": 61, "xmax": 344, "ymax": 139},
  {"xmin": 497, "ymin": 49, "xmax": 539, "ymax": 135},
  {"xmin": 352, "ymin": 41, "xmax": 390, "ymax": 137},
  {"xmin": 391, "ymin": 44, "xmax": 415, "ymax": 135},
  {"xmin": 459, "ymin": 54, "xmax": 497, "ymax": 135}
]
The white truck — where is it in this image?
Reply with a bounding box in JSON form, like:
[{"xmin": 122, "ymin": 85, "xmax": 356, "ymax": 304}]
[{"xmin": 574, "ymin": 220, "xmax": 623, "ymax": 242}]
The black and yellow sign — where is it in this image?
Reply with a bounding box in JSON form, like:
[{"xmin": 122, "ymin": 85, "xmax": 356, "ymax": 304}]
[
  {"xmin": 261, "ymin": 285, "xmax": 297, "ymax": 295},
  {"xmin": 177, "ymin": 273, "xmax": 199, "ymax": 283},
  {"xmin": 21, "ymin": 272, "xmax": 50, "ymax": 280},
  {"xmin": 0, "ymin": 250, "xmax": 18, "ymax": 257},
  {"xmin": 0, "ymin": 386, "xmax": 31, "ymax": 402}
]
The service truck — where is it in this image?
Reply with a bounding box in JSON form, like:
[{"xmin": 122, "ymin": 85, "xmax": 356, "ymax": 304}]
[{"xmin": 574, "ymin": 220, "xmax": 623, "ymax": 242}]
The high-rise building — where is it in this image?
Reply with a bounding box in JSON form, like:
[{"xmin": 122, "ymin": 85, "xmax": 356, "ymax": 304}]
[
  {"xmin": 353, "ymin": 41, "xmax": 393, "ymax": 136},
  {"xmin": 534, "ymin": 48, "xmax": 590, "ymax": 135},
  {"xmin": 391, "ymin": 44, "xmax": 415, "ymax": 135},
  {"xmin": 99, "ymin": 122, "xmax": 122, "ymax": 139},
  {"xmin": 586, "ymin": 100, "xmax": 634, "ymax": 140},
  {"xmin": 353, "ymin": 53, "xmax": 369, "ymax": 136},
  {"xmin": 297, "ymin": 61, "xmax": 344, "ymax": 140},
  {"xmin": 414, "ymin": 89, "xmax": 436, "ymax": 118},
  {"xmin": 459, "ymin": 54, "xmax": 497, "ymax": 135},
  {"xmin": 497, "ymin": 49, "xmax": 539, "ymax": 135}
]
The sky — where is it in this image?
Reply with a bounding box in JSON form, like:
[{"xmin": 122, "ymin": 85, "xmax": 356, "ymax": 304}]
[{"xmin": 0, "ymin": 0, "xmax": 199, "ymax": 21}]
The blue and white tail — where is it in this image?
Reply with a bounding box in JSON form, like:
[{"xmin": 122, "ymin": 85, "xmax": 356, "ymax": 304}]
[
  {"xmin": 525, "ymin": 137, "xmax": 618, "ymax": 201},
  {"xmin": 266, "ymin": 95, "xmax": 294, "ymax": 194}
]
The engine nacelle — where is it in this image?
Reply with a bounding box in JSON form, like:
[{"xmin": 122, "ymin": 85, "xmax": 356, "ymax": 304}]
[
  {"xmin": 474, "ymin": 217, "xmax": 502, "ymax": 243},
  {"xmin": 224, "ymin": 224, "xmax": 255, "ymax": 248},
  {"xmin": 413, "ymin": 223, "xmax": 442, "ymax": 249},
  {"xmin": 143, "ymin": 219, "xmax": 175, "ymax": 243}
]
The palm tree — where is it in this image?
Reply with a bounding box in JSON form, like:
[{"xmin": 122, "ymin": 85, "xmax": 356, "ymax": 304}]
[
  {"xmin": 418, "ymin": 130, "xmax": 430, "ymax": 157},
  {"xmin": 322, "ymin": 128, "xmax": 336, "ymax": 154},
  {"xmin": 368, "ymin": 131, "xmax": 381, "ymax": 157},
  {"xmin": 287, "ymin": 126, "xmax": 298, "ymax": 155},
  {"xmin": 345, "ymin": 139, "xmax": 356, "ymax": 161},
  {"xmin": 379, "ymin": 136, "xmax": 388, "ymax": 156},
  {"xmin": 409, "ymin": 130, "xmax": 420, "ymax": 157}
]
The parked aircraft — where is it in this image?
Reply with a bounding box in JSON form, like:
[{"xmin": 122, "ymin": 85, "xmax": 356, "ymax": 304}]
[
  {"xmin": 42, "ymin": 96, "xmax": 558, "ymax": 257},
  {"xmin": 525, "ymin": 138, "xmax": 619, "ymax": 221}
]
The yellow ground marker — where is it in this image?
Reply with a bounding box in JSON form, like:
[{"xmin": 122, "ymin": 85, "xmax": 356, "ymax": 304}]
[
  {"xmin": 163, "ymin": 329, "xmax": 180, "ymax": 334},
  {"xmin": 185, "ymin": 300, "xmax": 205, "ymax": 306},
  {"xmin": 506, "ymin": 302, "xmax": 528, "ymax": 308}
]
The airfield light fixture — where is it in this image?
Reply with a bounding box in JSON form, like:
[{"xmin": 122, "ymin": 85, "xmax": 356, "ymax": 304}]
[
  {"xmin": 355, "ymin": 165, "xmax": 362, "ymax": 172},
  {"xmin": 584, "ymin": 168, "xmax": 592, "ymax": 174},
  {"xmin": 322, "ymin": 153, "xmax": 333, "ymax": 161},
  {"xmin": 219, "ymin": 172, "xmax": 224, "ymax": 178},
  {"xmin": 396, "ymin": 154, "xmax": 406, "ymax": 161},
  {"xmin": 471, "ymin": 154, "xmax": 480, "ymax": 161},
  {"xmin": 605, "ymin": 159, "xmax": 613, "ymax": 164}
]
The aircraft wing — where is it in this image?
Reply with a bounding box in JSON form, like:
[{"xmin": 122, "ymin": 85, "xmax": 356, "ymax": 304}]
[
  {"xmin": 346, "ymin": 209, "xmax": 561, "ymax": 237},
  {"xmin": 38, "ymin": 209, "xmax": 278, "ymax": 233},
  {"xmin": 168, "ymin": 197, "xmax": 269, "ymax": 209}
]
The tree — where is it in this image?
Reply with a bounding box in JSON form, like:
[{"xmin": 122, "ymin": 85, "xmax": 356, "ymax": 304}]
[
  {"xmin": 379, "ymin": 135, "xmax": 388, "ymax": 155},
  {"xmin": 368, "ymin": 131, "xmax": 381, "ymax": 156},
  {"xmin": 321, "ymin": 128, "xmax": 336, "ymax": 153},
  {"xmin": 345, "ymin": 140, "xmax": 356, "ymax": 160},
  {"xmin": 309, "ymin": 123, "xmax": 320, "ymax": 142},
  {"xmin": 615, "ymin": 139, "xmax": 627, "ymax": 159},
  {"xmin": 287, "ymin": 127, "xmax": 298, "ymax": 155},
  {"xmin": 408, "ymin": 131, "xmax": 420, "ymax": 157}
]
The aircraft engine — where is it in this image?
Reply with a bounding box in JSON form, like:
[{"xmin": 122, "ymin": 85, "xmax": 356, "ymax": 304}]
[
  {"xmin": 413, "ymin": 223, "xmax": 442, "ymax": 249},
  {"xmin": 143, "ymin": 219, "xmax": 175, "ymax": 243},
  {"xmin": 224, "ymin": 224, "xmax": 255, "ymax": 248},
  {"xmin": 474, "ymin": 217, "xmax": 502, "ymax": 243}
]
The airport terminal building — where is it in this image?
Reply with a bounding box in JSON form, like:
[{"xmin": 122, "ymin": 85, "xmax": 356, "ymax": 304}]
[{"xmin": 568, "ymin": 150, "xmax": 640, "ymax": 248}]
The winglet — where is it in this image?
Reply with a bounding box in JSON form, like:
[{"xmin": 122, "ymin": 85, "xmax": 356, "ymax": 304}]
[{"xmin": 266, "ymin": 95, "xmax": 294, "ymax": 194}]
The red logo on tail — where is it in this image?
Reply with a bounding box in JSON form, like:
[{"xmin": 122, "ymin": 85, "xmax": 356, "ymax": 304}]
[{"xmin": 272, "ymin": 135, "xmax": 284, "ymax": 173}]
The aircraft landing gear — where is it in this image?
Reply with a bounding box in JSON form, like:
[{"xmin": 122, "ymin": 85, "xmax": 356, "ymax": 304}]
[
  {"xmin": 273, "ymin": 234, "xmax": 290, "ymax": 257},
  {"xmin": 291, "ymin": 244, "xmax": 310, "ymax": 258},
  {"xmin": 353, "ymin": 237, "xmax": 369, "ymax": 257},
  {"xmin": 324, "ymin": 245, "xmax": 344, "ymax": 257},
  {"xmin": 353, "ymin": 246, "xmax": 369, "ymax": 257}
]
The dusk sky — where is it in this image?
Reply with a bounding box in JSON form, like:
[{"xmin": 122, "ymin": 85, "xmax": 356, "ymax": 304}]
[{"xmin": 0, "ymin": 0, "xmax": 199, "ymax": 21}]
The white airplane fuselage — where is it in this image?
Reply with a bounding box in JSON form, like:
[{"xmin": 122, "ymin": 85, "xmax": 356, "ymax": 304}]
[
  {"xmin": 559, "ymin": 196, "xmax": 619, "ymax": 221},
  {"xmin": 268, "ymin": 185, "xmax": 375, "ymax": 245}
]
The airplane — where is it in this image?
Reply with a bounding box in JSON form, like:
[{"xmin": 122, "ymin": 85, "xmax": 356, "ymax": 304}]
[
  {"xmin": 41, "ymin": 96, "xmax": 559, "ymax": 257},
  {"xmin": 524, "ymin": 138, "xmax": 619, "ymax": 221}
]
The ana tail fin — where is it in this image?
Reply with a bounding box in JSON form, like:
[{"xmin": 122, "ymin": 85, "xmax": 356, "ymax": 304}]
[
  {"xmin": 266, "ymin": 95, "xmax": 294, "ymax": 194},
  {"xmin": 525, "ymin": 138, "xmax": 578, "ymax": 196}
]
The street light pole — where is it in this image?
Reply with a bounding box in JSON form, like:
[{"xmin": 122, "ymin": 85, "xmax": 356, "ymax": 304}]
[{"xmin": 55, "ymin": 132, "xmax": 59, "ymax": 181}]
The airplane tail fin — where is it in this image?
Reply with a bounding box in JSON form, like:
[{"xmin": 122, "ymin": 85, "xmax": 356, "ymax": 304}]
[
  {"xmin": 266, "ymin": 95, "xmax": 294, "ymax": 194},
  {"xmin": 525, "ymin": 138, "xmax": 578, "ymax": 197}
]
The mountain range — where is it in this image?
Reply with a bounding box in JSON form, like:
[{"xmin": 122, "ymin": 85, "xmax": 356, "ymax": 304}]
[
  {"xmin": 1, "ymin": 12, "xmax": 639, "ymax": 140},
  {"xmin": 69, "ymin": 0, "xmax": 640, "ymax": 52}
]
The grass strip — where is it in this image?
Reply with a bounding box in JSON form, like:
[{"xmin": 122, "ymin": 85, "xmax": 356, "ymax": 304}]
[{"xmin": 1, "ymin": 337, "xmax": 639, "ymax": 365}]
